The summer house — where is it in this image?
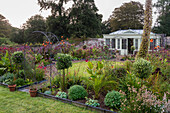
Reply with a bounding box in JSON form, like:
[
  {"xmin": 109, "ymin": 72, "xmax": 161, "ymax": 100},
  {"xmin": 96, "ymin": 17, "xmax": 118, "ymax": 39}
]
[{"xmin": 103, "ymin": 29, "xmax": 161, "ymax": 55}]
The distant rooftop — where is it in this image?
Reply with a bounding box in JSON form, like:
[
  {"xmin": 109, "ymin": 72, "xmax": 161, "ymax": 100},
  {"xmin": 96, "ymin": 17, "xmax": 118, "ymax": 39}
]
[{"xmin": 109, "ymin": 29, "xmax": 155, "ymax": 35}]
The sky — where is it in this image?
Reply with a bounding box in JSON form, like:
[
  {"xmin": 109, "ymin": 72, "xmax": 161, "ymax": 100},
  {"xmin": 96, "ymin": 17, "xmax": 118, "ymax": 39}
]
[{"xmin": 0, "ymin": 0, "xmax": 158, "ymax": 28}]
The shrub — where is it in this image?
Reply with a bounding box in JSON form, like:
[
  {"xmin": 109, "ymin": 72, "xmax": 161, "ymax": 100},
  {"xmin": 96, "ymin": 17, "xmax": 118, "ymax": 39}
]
[
  {"xmin": 12, "ymin": 51, "xmax": 24, "ymax": 64},
  {"xmin": 55, "ymin": 53, "xmax": 72, "ymax": 70},
  {"xmin": 112, "ymin": 66, "xmax": 127, "ymax": 78},
  {"xmin": 104, "ymin": 90, "xmax": 123, "ymax": 109},
  {"xmin": 56, "ymin": 91, "xmax": 67, "ymax": 99},
  {"xmin": 35, "ymin": 68, "xmax": 45, "ymax": 81},
  {"xmin": 133, "ymin": 58, "xmax": 152, "ymax": 79},
  {"xmin": 68, "ymin": 85, "xmax": 87, "ymax": 100},
  {"xmin": 85, "ymin": 97, "xmax": 100, "ymax": 107},
  {"xmin": 0, "ymin": 72, "xmax": 14, "ymax": 83},
  {"xmin": 124, "ymin": 60, "xmax": 133, "ymax": 72},
  {"xmin": 120, "ymin": 86, "xmax": 170, "ymax": 113},
  {"xmin": 44, "ymin": 91, "xmax": 52, "ymax": 95},
  {"xmin": 14, "ymin": 78, "xmax": 25, "ymax": 86}
]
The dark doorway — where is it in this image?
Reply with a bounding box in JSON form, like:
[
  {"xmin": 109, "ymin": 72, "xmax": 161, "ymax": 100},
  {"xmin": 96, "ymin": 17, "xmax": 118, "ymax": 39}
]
[{"xmin": 128, "ymin": 38, "xmax": 133, "ymax": 54}]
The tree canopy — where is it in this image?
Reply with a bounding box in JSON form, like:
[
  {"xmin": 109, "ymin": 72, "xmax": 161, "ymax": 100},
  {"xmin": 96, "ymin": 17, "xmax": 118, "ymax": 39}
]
[
  {"xmin": 38, "ymin": 0, "xmax": 102, "ymax": 39},
  {"xmin": 152, "ymin": 0, "xmax": 170, "ymax": 36},
  {"xmin": 10, "ymin": 15, "xmax": 46, "ymax": 43},
  {"xmin": 110, "ymin": 1, "xmax": 144, "ymax": 31},
  {"xmin": 0, "ymin": 14, "xmax": 12, "ymax": 38},
  {"xmin": 68, "ymin": 0, "xmax": 102, "ymax": 38}
]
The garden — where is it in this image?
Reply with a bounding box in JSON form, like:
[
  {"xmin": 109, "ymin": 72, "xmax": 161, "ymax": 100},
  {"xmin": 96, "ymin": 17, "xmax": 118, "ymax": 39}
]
[{"xmin": 0, "ymin": 38, "xmax": 170, "ymax": 113}]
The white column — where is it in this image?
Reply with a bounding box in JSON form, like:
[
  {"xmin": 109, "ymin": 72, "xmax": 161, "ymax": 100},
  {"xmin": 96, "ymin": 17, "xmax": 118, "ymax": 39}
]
[{"xmin": 115, "ymin": 39, "xmax": 117, "ymax": 49}]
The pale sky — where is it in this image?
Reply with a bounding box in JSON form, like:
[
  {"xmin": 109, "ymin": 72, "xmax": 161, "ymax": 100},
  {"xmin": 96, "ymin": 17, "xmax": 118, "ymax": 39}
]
[{"xmin": 0, "ymin": 0, "xmax": 158, "ymax": 28}]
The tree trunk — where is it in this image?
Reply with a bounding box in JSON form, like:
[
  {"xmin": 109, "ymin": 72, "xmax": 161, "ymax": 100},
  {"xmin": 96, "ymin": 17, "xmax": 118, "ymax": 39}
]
[
  {"xmin": 136, "ymin": 0, "xmax": 152, "ymax": 59},
  {"xmin": 62, "ymin": 69, "xmax": 65, "ymax": 91}
]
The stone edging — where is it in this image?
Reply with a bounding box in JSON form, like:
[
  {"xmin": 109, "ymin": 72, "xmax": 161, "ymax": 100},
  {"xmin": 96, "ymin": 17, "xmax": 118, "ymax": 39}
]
[{"xmin": 37, "ymin": 92, "xmax": 117, "ymax": 113}]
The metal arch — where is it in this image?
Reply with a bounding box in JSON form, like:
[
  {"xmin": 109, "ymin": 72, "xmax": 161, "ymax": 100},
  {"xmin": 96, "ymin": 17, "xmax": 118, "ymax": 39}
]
[
  {"xmin": 32, "ymin": 31, "xmax": 51, "ymax": 42},
  {"xmin": 32, "ymin": 31, "xmax": 60, "ymax": 43}
]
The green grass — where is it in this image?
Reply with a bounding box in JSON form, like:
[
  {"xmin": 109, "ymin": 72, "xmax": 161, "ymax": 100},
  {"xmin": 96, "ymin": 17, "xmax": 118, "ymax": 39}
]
[
  {"xmin": 0, "ymin": 86, "xmax": 96, "ymax": 113},
  {"xmin": 68, "ymin": 60, "xmax": 123, "ymax": 77}
]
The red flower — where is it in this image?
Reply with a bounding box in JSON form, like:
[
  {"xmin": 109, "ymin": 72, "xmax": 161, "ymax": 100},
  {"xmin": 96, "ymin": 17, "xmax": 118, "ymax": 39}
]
[{"xmin": 85, "ymin": 59, "xmax": 88, "ymax": 62}]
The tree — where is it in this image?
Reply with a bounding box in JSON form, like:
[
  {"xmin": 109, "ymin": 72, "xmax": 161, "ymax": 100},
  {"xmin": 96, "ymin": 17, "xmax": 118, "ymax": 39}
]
[
  {"xmin": 68, "ymin": 0, "xmax": 102, "ymax": 38},
  {"xmin": 46, "ymin": 15, "xmax": 70, "ymax": 39},
  {"xmin": 38, "ymin": 0, "xmax": 71, "ymax": 39},
  {"xmin": 23, "ymin": 15, "xmax": 46, "ymax": 43},
  {"xmin": 136, "ymin": 0, "xmax": 152, "ymax": 59},
  {"xmin": 110, "ymin": 1, "xmax": 144, "ymax": 31},
  {"xmin": 101, "ymin": 20, "xmax": 112, "ymax": 34},
  {"xmin": 0, "ymin": 14, "xmax": 12, "ymax": 38},
  {"xmin": 152, "ymin": 0, "xmax": 170, "ymax": 36},
  {"xmin": 38, "ymin": 0, "xmax": 70, "ymax": 16}
]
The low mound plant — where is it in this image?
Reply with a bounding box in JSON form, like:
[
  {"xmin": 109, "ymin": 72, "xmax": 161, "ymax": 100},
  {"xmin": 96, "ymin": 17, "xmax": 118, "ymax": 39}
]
[
  {"xmin": 68, "ymin": 85, "xmax": 87, "ymax": 100},
  {"xmin": 104, "ymin": 90, "xmax": 123, "ymax": 109},
  {"xmin": 133, "ymin": 58, "xmax": 152, "ymax": 79}
]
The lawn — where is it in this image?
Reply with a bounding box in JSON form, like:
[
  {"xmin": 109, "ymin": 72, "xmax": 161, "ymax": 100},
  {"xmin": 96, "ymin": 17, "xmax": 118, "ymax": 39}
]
[
  {"xmin": 68, "ymin": 60, "xmax": 123, "ymax": 77},
  {"xmin": 0, "ymin": 86, "xmax": 96, "ymax": 113}
]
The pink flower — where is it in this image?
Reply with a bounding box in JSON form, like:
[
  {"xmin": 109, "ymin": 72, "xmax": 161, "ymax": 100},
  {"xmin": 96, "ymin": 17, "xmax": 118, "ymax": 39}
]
[{"xmin": 85, "ymin": 59, "xmax": 88, "ymax": 62}]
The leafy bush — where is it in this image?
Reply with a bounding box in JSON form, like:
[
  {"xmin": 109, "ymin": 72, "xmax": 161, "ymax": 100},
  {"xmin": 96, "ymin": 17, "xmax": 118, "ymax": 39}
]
[
  {"xmin": 35, "ymin": 67, "xmax": 45, "ymax": 81},
  {"xmin": 14, "ymin": 78, "xmax": 25, "ymax": 86},
  {"xmin": 44, "ymin": 91, "xmax": 52, "ymax": 95},
  {"xmin": 55, "ymin": 53, "xmax": 72, "ymax": 70},
  {"xmin": 120, "ymin": 86, "xmax": 170, "ymax": 113},
  {"xmin": 56, "ymin": 91, "xmax": 67, "ymax": 99},
  {"xmin": 84, "ymin": 61, "xmax": 118, "ymax": 98},
  {"xmin": 85, "ymin": 97, "xmax": 100, "ymax": 107},
  {"xmin": 104, "ymin": 90, "xmax": 123, "ymax": 109},
  {"xmin": 12, "ymin": 51, "xmax": 24, "ymax": 64},
  {"xmin": 0, "ymin": 72, "xmax": 14, "ymax": 83},
  {"xmin": 68, "ymin": 85, "xmax": 87, "ymax": 100},
  {"xmin": 112, "ymin": 66, "xmax": 127, "ymax": 78},
  {"xmin": 124, "ymin": 60, "xmax": 133, "ymax": 72},
  {"xmin": 133, "ymin": 58, "xmax": 152, "ymax": 79}
]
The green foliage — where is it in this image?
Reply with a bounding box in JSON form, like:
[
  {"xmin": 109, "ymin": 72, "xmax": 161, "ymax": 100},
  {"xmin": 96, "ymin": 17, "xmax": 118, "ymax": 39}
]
[
  {"xmin": 12, "ymin": 51, "xmax": 24, "ymax": 64},
  {"xmin": 120, "ymin": 86, "xmax": 169, "ymax": 113},
  {"xmin": 56, "ymin": 91, "xmax": 67, "ymax": 99},
  {"xmin": 68, "ymin": 85, "xmax": 88, "ymax": 100},
  {"xmin": 101, "ymin": 20, "xmax": 111, "ymax": 34},
  {"xmin": 153, "ymin": 0, "xmax": 170, "ymax": 36},
  {"xmin": 23, "ymin": 15, "xmax": 46, "ymax": 43},
  {"xmin": 124, "ymin": 60, "xmax": 133, "ymax": 72},
  {"xmin": 68, "ymin": 0, "xmax": 102, "ymax": 38},
  {"xmin": 110, "ymin": 1, "xmax": 144, "ymax": 31},
  {"xmin": 6, "ymin": 79, "xmax": 15, "ymax": 85},
  {"xmin": 112, "ymin": 66, "xmax": 127, "ymax": 79},
  {"xmin": 0, "ymin": 37, "xmax": 16, "ymax": 46},
  {"xmin": 0, "ymin": 14, "xmax": 12, "ymax": 38},
  {"xmin": 44, "ymin": 91, "xmax": 52, "ymax": 95},
  {"xmin": 55, "ymin": 53, "xmax": 72, "ymax": 70},
  {"xmin": 14, "ymin": 78, "xmax": 25, "ymax": 86},
  {"xmin": 119, "ymin": 72, "xmax": 142, "ymax": 98},
  {"xmin": 0, "ymin": 50, "xmax": 15, "ymax": 73},
  {"xmin": 0, "ymin": 72, "xmax": 14, "ymax": 83},
  {"xmin": 104, "ymin": 90, "xmax": 123, "ymax": 109},
  {"xmin": 35, "ymin": 54, "xmax": 43, "ymax": 63},
  {"xmin": 85, "ymin": 97, "xmax": 100, "ymax": 107},
  {"xmin": 133, "ymin": 58, "xmax": 152, "ymax": 79},
  {"xmin": 35, "ymin": 68, "xmax": 45, "ymax": 81},
  {"xmin": 85, "ymin": 61, "xmax": 117, "ymax": 98}
]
